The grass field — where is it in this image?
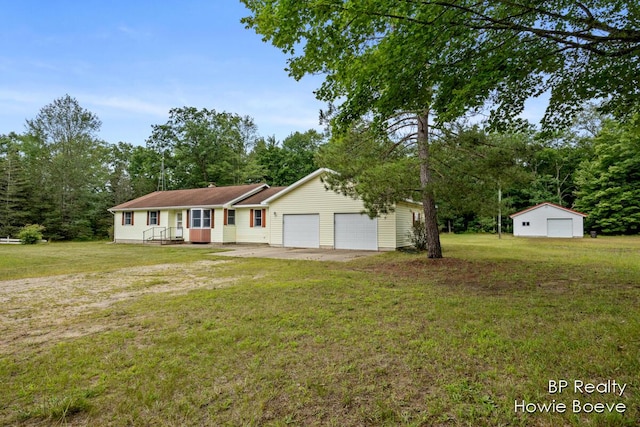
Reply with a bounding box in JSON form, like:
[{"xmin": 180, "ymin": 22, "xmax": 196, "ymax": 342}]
[{"xmin": 1, "ymin": 236, "xmax": 639, "ymax": 426}]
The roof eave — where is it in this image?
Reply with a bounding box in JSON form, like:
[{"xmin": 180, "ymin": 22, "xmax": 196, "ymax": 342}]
[
  {"xmin": 234, "ymin": 204, "xmax": 268, "ymax": 209},
  {"xmin": 110, "ymin": 204, "xmax": 225, "ymax": 212}
]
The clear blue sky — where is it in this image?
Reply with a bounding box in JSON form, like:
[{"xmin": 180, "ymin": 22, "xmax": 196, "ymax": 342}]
[
  {"xmin": 0, "ymin": 1, "xmax": 547, "ymax": 146},
  {"xmin": 0, "ymin": 1, "xmax": 326, "ymax": 145}
]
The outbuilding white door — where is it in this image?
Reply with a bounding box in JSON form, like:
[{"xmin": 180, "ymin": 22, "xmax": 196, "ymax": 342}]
[
  {"xmin": 547, "ymin": 218, "xmax": 573, "ymax": 237},
  {"xmin": 334, "ymin": 213, "xmax": 378, "ymax": 250},
  {"xmin": 283, "ymin": 214, "xmax": 320, "ymax": 248}
]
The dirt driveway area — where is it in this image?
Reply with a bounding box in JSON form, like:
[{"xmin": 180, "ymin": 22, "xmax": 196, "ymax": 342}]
[
  {"xmin": 211, "ymin": 245, "xmax": 382, "ymax": 262},
  {"xmin": 0, "ymin": 260, "xmax": 240, "ymax": 354},
  {"xmin": 0, "ymin": 249, "xmax": 378, "ymax": 354}
]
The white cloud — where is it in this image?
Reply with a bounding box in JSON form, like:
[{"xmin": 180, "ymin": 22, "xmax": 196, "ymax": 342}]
[{"xmin": 84, "ymin": 95, "xmax": 171, "ymax": 117}]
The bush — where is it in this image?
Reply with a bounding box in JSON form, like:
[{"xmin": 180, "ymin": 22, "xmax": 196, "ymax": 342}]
[
  {"xmin": 18, "ymin": 224, "xmax": 45, "ymax": 244},
  {"xmin": 409, "ymin": 221, "xmax": 428, "ymax": 251}
]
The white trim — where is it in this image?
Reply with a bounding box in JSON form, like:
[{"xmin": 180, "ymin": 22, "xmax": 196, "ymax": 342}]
[{"xmin": 190, "ymin": 208, "xmax": 212, "ymax": 229}]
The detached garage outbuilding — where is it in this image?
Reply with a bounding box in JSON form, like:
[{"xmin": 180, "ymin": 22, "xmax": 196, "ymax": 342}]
[{"xmin": 510, "ymin": 202, "xmax": 587, "ymax": 238}]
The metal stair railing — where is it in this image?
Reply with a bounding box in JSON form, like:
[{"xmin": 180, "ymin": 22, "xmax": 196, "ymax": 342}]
[
  {"xmin": 143, "ymin": 227, "xmax": 164, "ymax": 244},
  {"xmin": 144, "ymin": 227, "xmax": 185, "ymax": 245}
]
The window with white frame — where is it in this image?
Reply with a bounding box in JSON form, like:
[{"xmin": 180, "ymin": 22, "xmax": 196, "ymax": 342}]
[
  {"xmin": 254, "ymin": 209, "xmax": 262, "ymax": 227},
  {"xmin": 522, "ymin": 221, "xmax": 530, "ymax": 227},
  {"xmin": 227, "ymin": 209, "xmax": 235, "ymax": 225},
  {"xmin": 191, "ymin": 209, "xmax": 211, "ymax": 228},
  {"xmin": 148, "ymin": 210, "xmax": 160, "ymax": 225}
]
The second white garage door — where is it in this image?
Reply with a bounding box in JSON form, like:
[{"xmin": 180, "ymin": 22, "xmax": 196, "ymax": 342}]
[
  {"xmin": 334, "ymin": 213, "xmax": 378, "ymax": 250},
  {"xmin": 283, "ymin": 214, "xmax": 320, "ymax": 248}
]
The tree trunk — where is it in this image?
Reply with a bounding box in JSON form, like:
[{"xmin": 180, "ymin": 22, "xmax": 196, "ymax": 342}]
[{"xmin": 417, "ymin": 110, "xmax": 443, "ymax": 258}]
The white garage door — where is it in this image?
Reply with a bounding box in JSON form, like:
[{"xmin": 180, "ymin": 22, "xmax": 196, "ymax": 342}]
[
  {"xmin": 283, "ymin": 214, "xmax": 320, "ymax": 248},
  {"xmin": 547, "ymin": 218, "xmax": 573, "ymax": 237},
  {"xmin": 335, "ymin": 213, "xmax": 378, "ymax": 250}
]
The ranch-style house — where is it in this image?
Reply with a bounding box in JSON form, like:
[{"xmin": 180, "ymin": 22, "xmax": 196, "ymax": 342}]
[{"xmin": 109, "ymin": 168, "xmax": 422, "ymax": 251}]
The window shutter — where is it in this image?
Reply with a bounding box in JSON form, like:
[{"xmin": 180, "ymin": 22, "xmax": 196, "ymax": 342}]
[
  {"xmin": 223, "ymin": 209, "xmax": 228, "ymax": 226},
  {"xmin": 131, "ymin": 213, "xmax": 134, "ymax": 226},
  {"xmin": 211, "ymin": 209, "xmax": 215, "ymax": 228},
  {"xmin": 262, "ymin": 209, "xmax": 266, "ymax": 228},
  {"xmin": 157, "ymin": 211, "xmax": 160, "ymax": 226},
  {"xmin": 186, "ymin": 210, "xmax": 190, "ymax": 229},
  {"xmin": 147, "ymin": 211, "xmax": 150, "ymax": 226},
  {"xmin": 250, "ymin": 209, "xmax": 254, "ymax": 227},
  {"xmin": 122, "ymin": 213, "xmax": 125, "ymax": 226}
]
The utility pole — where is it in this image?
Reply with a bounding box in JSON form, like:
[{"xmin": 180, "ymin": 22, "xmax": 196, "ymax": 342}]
[{"xmin": 498, "ymin": 184, "xmax": 502, "ymax": 239}]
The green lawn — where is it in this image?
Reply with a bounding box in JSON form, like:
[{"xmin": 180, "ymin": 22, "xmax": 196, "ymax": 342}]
[{"xmin": 1, "ymin": 236, "xmax": 638, "ymax": 426}]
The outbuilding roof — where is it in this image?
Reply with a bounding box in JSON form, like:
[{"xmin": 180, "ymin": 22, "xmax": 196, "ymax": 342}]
[
  {"xmin": 110, "ymin": 184, "xmax": 267, "ymax": 210},
  {"xmin": 509, "ymin": 202, "xmax": 587, "ymax": 218}
]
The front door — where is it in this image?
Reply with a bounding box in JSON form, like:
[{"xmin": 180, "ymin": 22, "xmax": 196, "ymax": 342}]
[{"xmin": 176, "ymin": 212, "xmax": 184, "ymax": 238}]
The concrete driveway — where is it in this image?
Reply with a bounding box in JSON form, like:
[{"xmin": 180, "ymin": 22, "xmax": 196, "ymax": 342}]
[{"xmin": 211, "ymin": 245, "xmax": 382, "ymax": 262}]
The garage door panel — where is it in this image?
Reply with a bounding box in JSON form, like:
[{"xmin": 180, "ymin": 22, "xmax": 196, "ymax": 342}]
[
  {"xmin": 547, "ymin": 218, "xmax": 573, "ymax": 237},
  {"xmin": 284, "ymin": 214, "xmax": 319, "ymax": 248},
  {"xmin": 335, "ymin": 213, "xmax": 377, "ymax": 250}
]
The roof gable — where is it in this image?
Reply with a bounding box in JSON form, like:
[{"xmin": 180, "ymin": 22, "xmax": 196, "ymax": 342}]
[
  {"xmin": 111, "ymin": 184, "xmax": 267, "ymax": 210},
  {"xmin": 509, "ymin": 202, "xmax": 587, "ymax": 218},
  {"xmin": 262, "ymin": 168, "xmax": 334, "ymax": 204}
]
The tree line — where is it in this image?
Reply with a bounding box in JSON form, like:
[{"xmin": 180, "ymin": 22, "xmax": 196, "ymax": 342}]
[
  {"xmin": 0, "ymin": 95, "xmax": 324, "ymax": 240},
  {"xmin": 1, "ymin": 95, "xmax": 638, "ymax": 241},
  {"xmin": 319, "ymin": 110, "xmax": 639, "ymax": 237}
]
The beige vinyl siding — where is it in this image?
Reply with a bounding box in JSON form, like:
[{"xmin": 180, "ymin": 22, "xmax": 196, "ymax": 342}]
[
  {"xmin": 269, "ymin": 175, "xmax": 397, "ymax": 249},
  {"xmin": 223, "ymin": 223, "xmax": 237, "ymax": 243},
  {"xmin": 377, "ymin": 212, "xmax": 396, "ymax": 250},
  {"xmin": 210, "ymin": 208, "xmax": 224, "ymax": 243},
  {"xmin": 113, "ymin": 210, "xmax": 149, "ymax": 243},
  {"xmin": 235, "ymin": 208, "xmax": 270, "ymax": 244},
  {"xmin": 395, "ymin": 202, "xmax": 422, "ymax": 248},
  {"xmin": 113, "ymin": 209, "xmax": 188, "ymax": 243}
]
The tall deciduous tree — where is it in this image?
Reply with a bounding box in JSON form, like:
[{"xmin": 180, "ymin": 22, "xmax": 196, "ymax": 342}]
[
  {"xmin": 147, "ymin": 107, "xmax": 258, "ymax": 188},
  {"xmin": 243, "ymin": 1, "xmax": 639, "ymax": 128},
  {"xmin": 241, "ymin": 1, "xmax": 640, "ymax": 254},
  {"xmin": 253, "ymin": 130, "xmax": 325, "ymax": 186},
  {"xmin": 25, "ymin": 95, "xmax": 109, "ymax": 240},
  {"xmin": 242, "ymin": 2, "xmax": 448, "ymax": 256}
]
